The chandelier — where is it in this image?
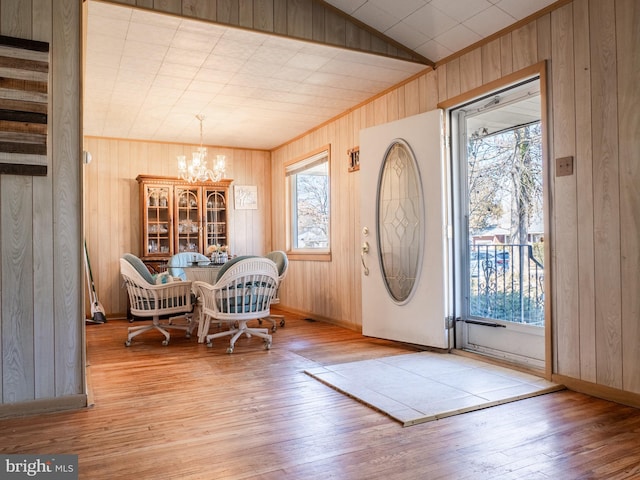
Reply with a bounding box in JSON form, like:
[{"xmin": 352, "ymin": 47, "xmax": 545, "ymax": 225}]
[{"xmin": 177, "ymin": 114, "xmax": 226, "ymax": 183}]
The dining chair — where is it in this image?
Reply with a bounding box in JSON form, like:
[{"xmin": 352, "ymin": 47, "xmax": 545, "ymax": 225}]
[
  {"xmin": 260, "ymin": 250, "xmax": 288, "ymax": 331},
  {"xmin": 120, "ymin": 253, "xmax": 196, "ymax": 346},
  {"xmin": 168, "ymin": 252, "xmax": 210, "ymax": 280},
  {"xmin": 192, "ymin": 256, "xmax": 279, "ymax": 353}
]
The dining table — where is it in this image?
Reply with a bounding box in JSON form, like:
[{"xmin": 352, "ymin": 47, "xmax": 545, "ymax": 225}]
[{"xmin": 182, "ymin": 262, "xmax": 223, "ymax": 284}]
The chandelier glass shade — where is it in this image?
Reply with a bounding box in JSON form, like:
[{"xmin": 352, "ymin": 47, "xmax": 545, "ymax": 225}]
[{"xmin": 178, "ymin": 114, "xmax": 226, "ymax": 183}]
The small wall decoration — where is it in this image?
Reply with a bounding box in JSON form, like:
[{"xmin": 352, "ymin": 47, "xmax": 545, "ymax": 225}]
[
  {"xmin": 348, "ymin": 146, "xmax": 360, "ymax": 172},
  {"xmin": 234, "ymin": 185, "xmax": 258, "ymax": 210},
  {"xmin": 0, "ymin": 35, "xmax": 50, "ymax": 176}
]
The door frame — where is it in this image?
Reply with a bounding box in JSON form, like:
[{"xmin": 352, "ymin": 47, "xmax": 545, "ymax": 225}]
[{"xmin": 438, "ymin": 61, "xmax": 553, "ymax": 379}]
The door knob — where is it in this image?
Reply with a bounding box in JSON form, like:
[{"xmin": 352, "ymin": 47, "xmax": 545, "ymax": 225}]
[{"xmin": 361, "ymin": 241, "xmax": 370, "ymax": 276}]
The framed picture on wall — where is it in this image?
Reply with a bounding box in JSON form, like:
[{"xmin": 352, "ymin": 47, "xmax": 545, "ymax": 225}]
[{"xmin": 234, "ymin": 185, "xmax": 258, "ymax": 210}]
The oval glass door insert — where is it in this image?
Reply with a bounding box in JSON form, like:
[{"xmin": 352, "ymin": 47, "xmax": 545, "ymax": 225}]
[{"xmin": 377, "ymin": 139, "xmax": 424, "ymax": 303}]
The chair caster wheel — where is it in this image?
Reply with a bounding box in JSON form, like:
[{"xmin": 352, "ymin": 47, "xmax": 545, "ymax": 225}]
[
  {"xmin": 280, "ymin": 320, "xmax": 285, "ymax": 327},
  {"xmin": 162, "ymin": 340, "xmax": 169, "ymax": 346},
  {"xmin": 271, "ymin": 326, "xmax": 277, "ymax": 332},
  {"xmin": 206, "ymin": 342, "xmax": 213, "ymax": 348},
  {"xmin": 226, "ymin": 347, "xmax": 234, "ymax": 354},
  {"xmin": 264, "ymin": 341, "xmax": 272, "ymax": 350},
  {"xmin": 185, "ymin": 333, "xmax": 191, "ymax": 339},
  {"xmin": 124, "ymin": 340, "xmax": 131, "ymax": 347}
]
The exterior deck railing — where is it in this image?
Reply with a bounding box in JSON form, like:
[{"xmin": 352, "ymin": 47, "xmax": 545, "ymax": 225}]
[{"xmin": 469, "ymin": 243, "xmax": 544, "ymax": 326}]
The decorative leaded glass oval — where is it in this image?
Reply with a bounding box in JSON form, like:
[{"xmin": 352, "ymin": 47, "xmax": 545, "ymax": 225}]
[{"xmin": 377, "ymin": 139, "xmax": 423, "ymax": 303}]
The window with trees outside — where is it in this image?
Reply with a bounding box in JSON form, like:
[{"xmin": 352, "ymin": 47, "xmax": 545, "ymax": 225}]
[{"xmin": 285, "ymin": 147, "xmax": 330, "ymax": 260}]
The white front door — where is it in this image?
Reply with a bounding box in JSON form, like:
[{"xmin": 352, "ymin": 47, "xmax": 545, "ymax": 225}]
[{"xmin": 360, "ymin": 110, "xmax": 449, "ymax": 348}]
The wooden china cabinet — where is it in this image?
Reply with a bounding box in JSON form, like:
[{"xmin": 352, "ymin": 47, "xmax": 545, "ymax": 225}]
[{"xmin": 136, "ymin": 175, "xmax": 232, "ymax": 271}]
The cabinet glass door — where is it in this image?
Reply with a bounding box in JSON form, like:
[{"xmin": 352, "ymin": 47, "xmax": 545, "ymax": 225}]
[
  {"xmin": 176, "ymin": 187, "xmax": 202, "ymax": 253},
  {"xmin": 204, "ymin": 190, "xmax": 227, "ymax": 249},
  {"xmin": 145, "ymin": 186, "xmax": 171, "ymax": 256}
]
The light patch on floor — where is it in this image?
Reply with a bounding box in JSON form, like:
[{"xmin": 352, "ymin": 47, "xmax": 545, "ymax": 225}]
[{"xmin": 305, "ymin": 351, "xmax": 564, "ymax": 427}]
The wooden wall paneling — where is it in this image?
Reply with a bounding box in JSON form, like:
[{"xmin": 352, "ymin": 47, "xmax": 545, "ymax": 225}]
[
  {"xmin": 345, "ymin": 21, "xmax": 370, "ymax": 52},
  {"xmin": 94, "ymin": 138, "xmax": 111, "ymax": 316},
  {"xmin": 253, "ymin": 0, "xmax": 273, "ymax": 32},
  {"xmin": 182, "ymin": 0, "xmax": 217, "ymax": 21},
  {"xmin": 361, "ymin": 100, "xmax": 375, "ymax": 130},
  {"xmin": 83, "ymin": 137, "xmax": 99, "ymax": 317},
  {"xmin": 333, "ymin": 122, "xmax": 346, "ymax": 321},
  {"xmin": 116, "ymin": 140, "xmax": 133, "ymax": 314},
  {"xmin": 350, "ymin": 110, "xmax": 362, "ymax": 329},
  {"xmin": 33, "ymin": 159, "xmax": 55, "ymax": 396},
  {"xmin": 386, "ymin": 88, "xmax": 399, "ymax": 122},
  {"xmin": 311, "ymin": 1, "xmax": 324, "ymax": 43},
  {"xmin": 250, "ymin": 151, "xmax": 261, "ymax": 254},
  {"xmin": 342, "ymin": 111, "xmax": 359, "ymax": 328},
  {"xmin": 404, "ymin": 78, "xmax": 420, "ymax": 117},
  {"xmin": 445, "ymin": 57, "xmax": 460, "ymax": 100},
  {"xmin": 107, "ymin": 139, "xmax": 120, "ymax": 315},
  {"xmin": 396, "ymin": 85, "xmax": 406, "ymax": 119},
  {"xmin": 217, "ymin": 0, "xmax": 239, "ymax": 25},
  {"xmin": 232, "ymin": 150, "xmax": 250, "ymax": 255},
  {"xmin": 424, "ymin": 70, "xmax": 438, "ymax": 111},
  {"xmin": 573, "ymin": 0, "xmax": 596, "ymax": 383},
  {"xmin": 369, "ymin": 34, "xmax": 388, "ymax": 56},
  {"xmin": 1, "ymin": 176, "xmax": 35, "ymax": 402},
  {"xmin": 459, "ymin": 49, "xmax": 482, "ymax": 92},
  {"xmin": 257, "ymin": 149, "xmax": 272, "ymax": 254},
  {"xmin": 108, "ymin": 140, "xmax": 122, "ymax": 314},
  {"xmin": 238, "ymin": 0, "xmax": 253, "ymax": 28},
  {"xmin": 615, "ymin": 0, "xmax": 640, "ymax": 394},
  {"xmin": 273, "ymin": 0, "xmax": 287, "ymax": 35},
  {"xmin": 32, "ymin": 0, "xmax": 54, "ymax": 399},
  {"xmin": 512, "ymin": 21, "xmax": 537, "ymax": 71},
  {"xmin": 590, "ymin": 0, "xmax": 622, "ymax": 389},
  {"xmin": 0, "ymin": 0, "xmax": 31, "ymax": 37},
  {"xmin": 153, "ymin": 0, "xmax": 181, "ymax": 14},
  {"xmin": 550, "ymin": 3, "xmax": 580, "ymax": 378},
  {"xmin": 52, "ymin": 0, "xmax": 82, "ymax": 396},
  {"xmin": 270, "ymin": 146, "xmax": 287, "ymax": 251},
  {"xmin": 436, "ymin": 64, "xmax": 447, "ymax": 103},
  {"xmin": 481, "ymin": 38, "xmax": 501, "ymax": 84},
  {"xmin": 372, "ymin": 95, "xmax": 387, "ymax": 126},
  {"xmin": 500, "ymin": 33, "xmax": 513, "ymax": 76},
  {"xmin": 537, "ymin": 13, "xmax": 552, "ymax": 61},
  {"xmin": 323, "ymin": 8, "xmax": 345, "ymax": 46},
  {"xmin": 287, "ymin": 0, "xmax": 313, "ymax": 40}
]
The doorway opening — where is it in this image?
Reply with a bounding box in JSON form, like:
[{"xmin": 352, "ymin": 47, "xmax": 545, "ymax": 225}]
[{"xmin": 450, "ymin": 78, "xmax": 546, "ymax": 369}]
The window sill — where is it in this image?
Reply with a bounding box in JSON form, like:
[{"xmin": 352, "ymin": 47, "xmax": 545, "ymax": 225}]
[{"xmin": 286, "ymin": 251, "xmax": 331, "ymax": 262}]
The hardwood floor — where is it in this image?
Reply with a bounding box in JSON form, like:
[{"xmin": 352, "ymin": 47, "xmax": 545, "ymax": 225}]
[{"xmin": 1, "ymin": 311, "xmax": 640, "ymax": 479}]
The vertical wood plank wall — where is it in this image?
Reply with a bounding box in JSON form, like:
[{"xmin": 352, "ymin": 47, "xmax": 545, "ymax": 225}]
[
  {"xmin": 0, "ymin": 0, "xmax": 83, "ymax": 410},
  {"xmin": 271, "ymin": 0, "xmax": 640, "ymax": 395},
  {"xmin": 82, "ymin": 137, "xmax": 272, "ymax": 318}
]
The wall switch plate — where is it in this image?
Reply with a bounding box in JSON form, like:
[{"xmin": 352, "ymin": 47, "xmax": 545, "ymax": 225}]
[{"xmin": 556, "ymin": 156, "xmax": 574, "ymax": 176}]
